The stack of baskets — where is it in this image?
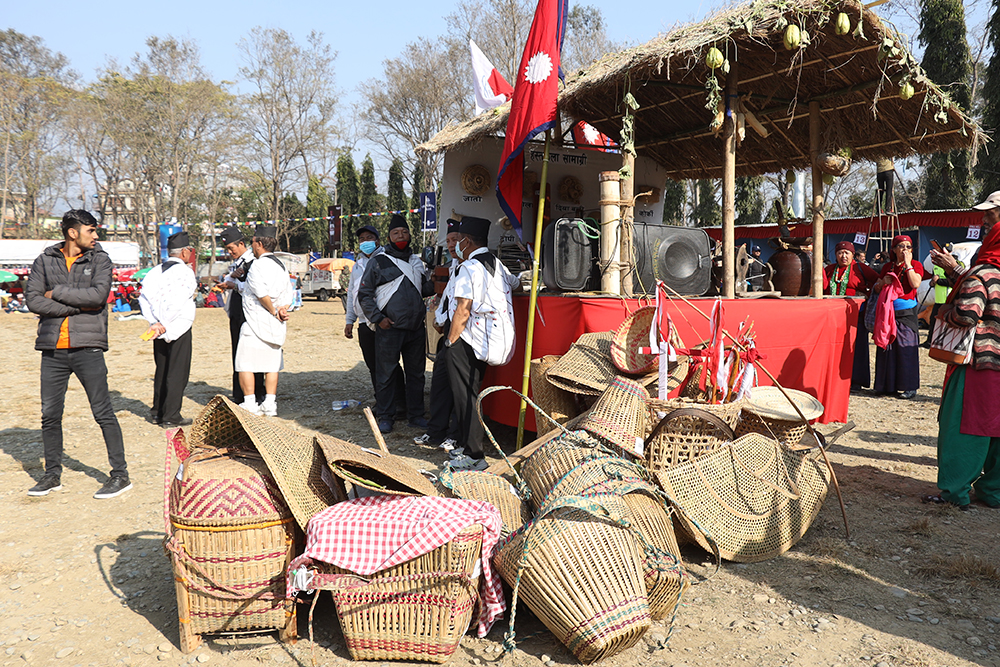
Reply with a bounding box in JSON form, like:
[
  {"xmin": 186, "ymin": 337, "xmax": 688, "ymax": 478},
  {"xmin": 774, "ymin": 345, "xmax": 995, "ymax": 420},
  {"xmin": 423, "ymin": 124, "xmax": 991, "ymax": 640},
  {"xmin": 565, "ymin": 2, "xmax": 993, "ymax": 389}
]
[{"xmin": 314, "ymin": 523, "xmax": 484, "ymax": 663}]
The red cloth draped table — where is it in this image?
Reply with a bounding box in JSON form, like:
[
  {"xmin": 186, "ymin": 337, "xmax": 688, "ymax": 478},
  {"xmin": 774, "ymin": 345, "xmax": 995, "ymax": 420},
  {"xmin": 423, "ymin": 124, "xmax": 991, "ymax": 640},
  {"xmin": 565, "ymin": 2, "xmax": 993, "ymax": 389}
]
[{"xmin": 482, "ymin": 294, "xmax": 860, "ymax": 431}]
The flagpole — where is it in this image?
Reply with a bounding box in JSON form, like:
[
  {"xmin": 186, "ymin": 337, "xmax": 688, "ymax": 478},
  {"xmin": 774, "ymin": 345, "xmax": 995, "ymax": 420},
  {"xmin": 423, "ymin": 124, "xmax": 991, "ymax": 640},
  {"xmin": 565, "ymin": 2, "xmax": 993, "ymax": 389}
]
[{"xmin": 516, "ymin": 130, "xmax": 551, "ymax": 449}]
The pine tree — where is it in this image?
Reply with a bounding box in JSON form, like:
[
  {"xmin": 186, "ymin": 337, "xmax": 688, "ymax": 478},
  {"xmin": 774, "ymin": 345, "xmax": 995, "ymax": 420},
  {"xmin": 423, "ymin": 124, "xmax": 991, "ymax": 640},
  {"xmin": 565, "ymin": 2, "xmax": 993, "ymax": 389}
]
[
  {"xmin": 358, "ymin": 154, "xmax": 380, "ymax": 238},
  {"xmin": 661, "ymin": 179, "xmax": 686, "ymax": 225},
  {"xmin": 919, "ymin": 0, "xmax": 973, "ymax": 208},
  {"xmin": 735, "ymin": 176, "xmax": 765, "ymax": 226},
  {"xmin": 336, "ymin": 153, "xmax": 359, "ymax": 247},
  {"xmin": 976, "ymin": 0, "xmax": 1000, "ymax": 199},
  {"xmin": 693, "ymin": 180, "xmax": 721, "ymax": 227},
  {"xmin": 387, "ymin": 159, "xmax": 407, "ymax": 213},
  {"xmin": 305, "ymin": 175, "xmax": 333, "ymax": 252},
  {"xmin": 408, "ymin": 163, "xmax": 426, "ymax": 228}
]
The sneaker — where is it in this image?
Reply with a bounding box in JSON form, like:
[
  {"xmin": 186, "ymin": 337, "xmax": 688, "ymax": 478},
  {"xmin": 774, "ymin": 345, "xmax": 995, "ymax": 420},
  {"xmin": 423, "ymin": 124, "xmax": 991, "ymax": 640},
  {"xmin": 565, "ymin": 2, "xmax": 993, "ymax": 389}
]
[
  {"xmin": 261, "ymin": 402, "xmax": 277, "ymax": 417},
  {"xmin": 94, "ymin": 476, "xmax": 133, "ymax": 499},
  {"xmin": 446, "ymin": 455, "xmax": 488, "ymax": 472},
  {"xmin": 900, "ymin": 390, "xmax": 917, "ymax": 399},
  {"xmin": 447, "ymin": 447, "xmax": 466, "ymax": 460},
  {"xmin": 439, "ymin": 438, "xmax": 459, "ymax": 452},
  {"xmin": 408, "ymin": 416, "xmax": 429, "ymax": 429},
  {"xmin": 240, "ymin": 401, "xmax": 263, "ymax": 416},
  {"xmin": 378, "ymin": 419, "xmax": 394, "ymax": 434},
  {"xmin": 413, "ymin": 433, "xmax": 440, "ymax": 447},
  {"xmin": 27, "ymin": 473, "xmax": 62, "ymax": 496}
]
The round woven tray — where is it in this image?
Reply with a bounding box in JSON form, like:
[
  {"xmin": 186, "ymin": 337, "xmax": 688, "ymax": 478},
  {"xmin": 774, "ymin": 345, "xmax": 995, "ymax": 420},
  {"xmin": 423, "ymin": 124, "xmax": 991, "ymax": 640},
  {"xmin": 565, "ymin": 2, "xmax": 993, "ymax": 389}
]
[
  {"xmin": 643, "ymin": 398, "xmax": 743, "ymax": 472},
  {"xmin": 744, "ymin": 386, "xmax": 824, "ymax": 422},
  {"xmin": 611, "ymin": 307, "xmax": 658, "ymax": 374},
  {"xmin": 735, "ymin": 411, "xmax": 808, "ymax": 449}
]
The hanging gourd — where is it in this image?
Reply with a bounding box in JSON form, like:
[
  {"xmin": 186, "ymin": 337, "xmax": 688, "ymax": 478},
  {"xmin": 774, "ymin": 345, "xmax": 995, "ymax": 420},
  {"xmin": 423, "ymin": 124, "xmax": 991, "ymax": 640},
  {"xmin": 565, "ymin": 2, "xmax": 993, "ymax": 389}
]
[
  {"xmin": 785, "ymin": 169, "xmax": 796, "ymax": 184},
  {"xmin": 706, "ymin": 47, "xmax": 724, "ymax": 70},
  {"xmin": 835, "ymin": 12, "xmax": 851, "ymax": 35},
  {"xmin": 899, "ymin": 82, "xmax": 915, "ymax": 100},
  {"xmin": 823, "ymin": 174, "xmax": 836, "ymax": 186},
  {"xmin": 784, "ymin": 24, "xmax": 801, "ymax": 50}
]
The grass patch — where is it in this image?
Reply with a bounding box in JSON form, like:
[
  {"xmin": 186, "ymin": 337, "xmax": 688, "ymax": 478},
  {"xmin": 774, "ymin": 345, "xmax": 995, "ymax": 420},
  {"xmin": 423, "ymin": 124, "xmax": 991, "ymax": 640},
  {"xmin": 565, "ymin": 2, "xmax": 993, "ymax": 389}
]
[
  {"xmin": 917, "ymin": 554, "xmax": 1000, "ymax": 587},
  {"xmin": 906, "ymin": 517, "xmax": 935, "ymax": 536}
]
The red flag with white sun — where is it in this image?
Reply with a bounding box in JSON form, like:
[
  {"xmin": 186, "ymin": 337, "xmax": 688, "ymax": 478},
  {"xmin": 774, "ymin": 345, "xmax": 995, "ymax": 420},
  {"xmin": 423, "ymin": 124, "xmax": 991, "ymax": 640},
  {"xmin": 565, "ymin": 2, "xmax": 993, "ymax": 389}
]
[{"xmin": 495, "ymin": 0, "xmax": 569, "ymax": 239}]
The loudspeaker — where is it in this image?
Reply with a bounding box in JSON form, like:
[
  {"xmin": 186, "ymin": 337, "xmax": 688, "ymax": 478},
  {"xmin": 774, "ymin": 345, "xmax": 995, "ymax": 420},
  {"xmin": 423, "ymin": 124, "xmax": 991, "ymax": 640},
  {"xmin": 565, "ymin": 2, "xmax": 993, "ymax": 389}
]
[
  {"xmin": 541, "ymin": 218, "xmax": 599, "ymax": 292},
  {"xmin": 633, "ymin": 224, "xmax": 712, "ymax": 296}
]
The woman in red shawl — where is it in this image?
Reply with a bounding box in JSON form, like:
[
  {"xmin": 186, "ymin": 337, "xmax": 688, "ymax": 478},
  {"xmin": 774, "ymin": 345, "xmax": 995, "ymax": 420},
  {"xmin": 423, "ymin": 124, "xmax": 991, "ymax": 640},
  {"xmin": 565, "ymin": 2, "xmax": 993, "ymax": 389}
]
[
  {"xmin": 923, "ymin": 192, "xmax": 1000, "ymax": 510},
  {"xmin": 824, "ymin": 241, "xmax": 880, "ymax": 389},
  {"xmin": 871, "ymin": 234, "xmax": 929, "ymax": 398}
]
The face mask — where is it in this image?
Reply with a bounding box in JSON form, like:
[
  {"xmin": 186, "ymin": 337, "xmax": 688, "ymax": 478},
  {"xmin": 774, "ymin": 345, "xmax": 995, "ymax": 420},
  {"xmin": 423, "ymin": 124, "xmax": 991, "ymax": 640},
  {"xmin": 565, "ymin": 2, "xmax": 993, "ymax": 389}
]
[
  {"xmin": 454, "ymin": 239, "xmax": 466, "ymax": 260},
  {"xmin": 359, "ymin": 241, "xmax": 377, "ymax": 256},
  {"xmin": 393, "ymin": 240, "xmax": 409, "ymax": 250}
]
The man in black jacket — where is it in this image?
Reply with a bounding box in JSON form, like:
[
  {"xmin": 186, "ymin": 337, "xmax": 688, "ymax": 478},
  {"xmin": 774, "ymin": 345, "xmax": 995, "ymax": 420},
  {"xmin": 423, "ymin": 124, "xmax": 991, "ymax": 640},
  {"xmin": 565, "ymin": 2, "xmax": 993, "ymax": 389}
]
[
  {"xmin": 24, "ymin": 210, "xmax": 130, "ymax": 499},
  {"xmin": 358, "ymin": 214, "xmax": 432, "ymax": 434}
]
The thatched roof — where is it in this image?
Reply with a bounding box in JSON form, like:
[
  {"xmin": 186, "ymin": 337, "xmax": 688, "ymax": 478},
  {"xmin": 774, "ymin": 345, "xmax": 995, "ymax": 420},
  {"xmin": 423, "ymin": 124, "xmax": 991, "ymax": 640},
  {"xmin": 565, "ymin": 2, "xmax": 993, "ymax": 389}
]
[{"xmin": 418, "ymin": 0, "xmax": 985, "ymax": 180}]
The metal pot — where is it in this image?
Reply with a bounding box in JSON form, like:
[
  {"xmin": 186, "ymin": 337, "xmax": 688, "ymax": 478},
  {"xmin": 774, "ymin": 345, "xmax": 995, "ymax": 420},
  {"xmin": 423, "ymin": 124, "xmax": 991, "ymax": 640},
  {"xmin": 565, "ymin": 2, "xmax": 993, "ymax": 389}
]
[{"xmin": 768, "ymin": 248, "xmax": 812, "ymax": 296}]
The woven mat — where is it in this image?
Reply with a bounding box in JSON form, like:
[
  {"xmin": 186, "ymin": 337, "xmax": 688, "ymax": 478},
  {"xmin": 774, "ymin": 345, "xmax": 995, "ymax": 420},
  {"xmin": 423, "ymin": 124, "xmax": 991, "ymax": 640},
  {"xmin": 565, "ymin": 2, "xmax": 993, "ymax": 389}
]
[
  {"xmin": 315, "ymin": 434, "xmax": 439, "ymax": 497},
  {"xmin": 188, "ymin": 396, "xmax": 341, "ymax": 531},
  {"xmin": 546, "ymin": 332, "xmax": 657, "ymax": 396}
]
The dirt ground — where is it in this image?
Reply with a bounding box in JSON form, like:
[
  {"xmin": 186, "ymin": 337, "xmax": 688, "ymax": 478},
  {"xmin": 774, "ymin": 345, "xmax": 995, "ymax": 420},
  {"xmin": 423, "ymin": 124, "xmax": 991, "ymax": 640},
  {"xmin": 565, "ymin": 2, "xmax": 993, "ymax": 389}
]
[{"xmin": 1, "ymin": 299, "xmax": 999, "ymax": 667}]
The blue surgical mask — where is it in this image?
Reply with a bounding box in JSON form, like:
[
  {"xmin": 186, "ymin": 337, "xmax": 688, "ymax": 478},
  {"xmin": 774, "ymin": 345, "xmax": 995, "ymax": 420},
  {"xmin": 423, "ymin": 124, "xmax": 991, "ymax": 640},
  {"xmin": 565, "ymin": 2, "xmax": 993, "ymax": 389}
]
[
  {"xmin": 359, "ymin": 241, "xmax": 377, "ymax": 256},
  {"xmin": 455, "ymin": 239, "xmax": 466, "ymax": 260}
]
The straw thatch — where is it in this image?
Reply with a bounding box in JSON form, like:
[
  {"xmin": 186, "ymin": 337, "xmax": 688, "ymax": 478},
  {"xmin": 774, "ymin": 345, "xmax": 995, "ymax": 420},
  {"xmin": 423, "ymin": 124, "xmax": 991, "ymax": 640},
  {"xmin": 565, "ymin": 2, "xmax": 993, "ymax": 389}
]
[{"xmin": 417, "ymin": 0, "xmax": 984, "ymax": 180}]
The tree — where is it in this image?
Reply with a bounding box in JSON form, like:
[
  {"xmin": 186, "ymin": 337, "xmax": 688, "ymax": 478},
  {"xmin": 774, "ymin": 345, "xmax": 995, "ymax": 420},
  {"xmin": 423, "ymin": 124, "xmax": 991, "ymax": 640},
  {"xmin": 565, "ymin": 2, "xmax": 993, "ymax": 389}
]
[
  {"xmin": 919, "ymin": 0, "xmax": 973, "ymax": 208},
  {"xmin": 358, "ymin": 154, "xmax": 379, "ymax": 237},
  {"xmin": 408, "ymin": 162, "xmax": 426, "ymax": 229},
  {"xmin": 661, "ymin": 179, "xmax": 686, "ymax": 225},
  {"xmin": 562, "ymin": 5, "xmax": 618, "ymax": 75},
  {"xmin": 0, "ymin": 29, "xmax": 76, "ymax": 238},
  {"xmin": 305, "ymin": 174, "xmax": 333, "ymax": 251},
  {"xmin": 238, "ymin": 27, "xmax": 338, "ymax": 221},
  {"xmin": 387, "ymin": 158, "xmax": 407, "ymax": 214},
  {"xmin": 335, "ymin": 153, "xmax": 359, "ymax": 248},
  {"xmin": 735, "ymin": 176, "xmax": 765, "ymax": 226},
  {"xmin": 976, "ymin": 0, "xmax": 1000, "ymax": 198},
  {"xmin": 692, "ymin": 180, "xmax": 720, "ymax": 227}
]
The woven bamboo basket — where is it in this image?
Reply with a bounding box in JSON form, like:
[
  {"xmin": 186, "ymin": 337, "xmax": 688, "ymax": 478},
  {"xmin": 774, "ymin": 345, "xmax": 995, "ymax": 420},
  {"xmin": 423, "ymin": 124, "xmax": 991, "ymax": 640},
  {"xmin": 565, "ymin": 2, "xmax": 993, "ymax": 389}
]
[
  {"xmin": 734, "ymin": 411, "xmax": 808, "ymax": 448},
  {"xmin": 611, "ymin": 306, "xmax": 658, "ymax": 374},
  {"xmin": 494, "ymin": 505, "xmax": 651, "ymax": 663},
  {"xmin": 314, "ymin": 524, "xmax": 483, "ymax": 663},
  {"xmin": 531, "ymin": 355, "xmax": 578, "ymax": 429},
  {"xmin": 579, "ymin": 376, "xmax": 649, "ymax": 458},
  {"xmin": 439, "ymin": 469, "xmax": 532, "ymax": 540},
  {"xmin": 521, "ymin": 431, "xmax": 613, "ymax": 510},
  {"xmin": 643, "ymin": 398, "xmax": 743, "ymax": 472},
  {"xmin": 546, "ymin": 332, "xmax": 657, "ymax": 396},
  {"xmin": 167, "ymin": 450, "xmax": 298, "ymax": 653},
  {"xmin": 542, "ymin": 460, "xmax": 686, "ymax": 622},
  {"xmin": 655, "ymin": 433, "xmax": 832, "ymax": 562}
]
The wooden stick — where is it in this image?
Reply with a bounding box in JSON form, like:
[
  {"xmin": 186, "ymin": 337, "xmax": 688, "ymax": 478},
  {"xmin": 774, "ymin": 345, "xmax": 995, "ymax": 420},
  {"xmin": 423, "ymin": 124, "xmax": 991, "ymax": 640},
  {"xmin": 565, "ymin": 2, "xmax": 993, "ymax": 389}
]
[
  {"xmin": 362, "ymin": 407, "xmax": 390, "ymax": 454},
  {"xmin": 660, "ymin": 285, "xmax": 850, "ymax": 538}
]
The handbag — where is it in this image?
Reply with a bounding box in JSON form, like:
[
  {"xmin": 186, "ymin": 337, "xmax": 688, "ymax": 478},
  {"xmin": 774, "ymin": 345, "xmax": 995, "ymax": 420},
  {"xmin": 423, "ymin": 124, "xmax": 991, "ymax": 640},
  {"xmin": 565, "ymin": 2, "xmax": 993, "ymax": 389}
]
[{"xmin": 928, "ymin": 316, "xmax": 975, "ymax": 365}]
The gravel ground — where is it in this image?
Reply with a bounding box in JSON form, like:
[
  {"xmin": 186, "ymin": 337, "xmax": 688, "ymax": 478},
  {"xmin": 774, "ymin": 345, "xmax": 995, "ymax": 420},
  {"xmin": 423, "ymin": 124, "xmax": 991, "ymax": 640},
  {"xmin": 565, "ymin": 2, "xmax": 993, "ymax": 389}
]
[{"xmin": 1, "ymin": 300, "xmax": 998, "ymax": 667}]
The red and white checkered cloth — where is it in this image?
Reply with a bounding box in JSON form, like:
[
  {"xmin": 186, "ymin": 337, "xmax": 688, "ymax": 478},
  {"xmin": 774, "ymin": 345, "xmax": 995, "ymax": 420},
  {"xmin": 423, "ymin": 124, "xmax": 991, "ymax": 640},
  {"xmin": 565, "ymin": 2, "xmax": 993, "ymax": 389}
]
[{"xmin": 288, "ymin": 495, "xmax": 505, "ymax": 637}]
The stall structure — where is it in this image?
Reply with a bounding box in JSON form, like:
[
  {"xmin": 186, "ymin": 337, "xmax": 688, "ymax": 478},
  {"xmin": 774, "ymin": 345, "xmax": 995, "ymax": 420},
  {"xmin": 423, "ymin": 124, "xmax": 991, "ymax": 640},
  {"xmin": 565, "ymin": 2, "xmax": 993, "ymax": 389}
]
[{"xmin": 418, "ymin": 0, "xmax": 983, "ymax": 431}]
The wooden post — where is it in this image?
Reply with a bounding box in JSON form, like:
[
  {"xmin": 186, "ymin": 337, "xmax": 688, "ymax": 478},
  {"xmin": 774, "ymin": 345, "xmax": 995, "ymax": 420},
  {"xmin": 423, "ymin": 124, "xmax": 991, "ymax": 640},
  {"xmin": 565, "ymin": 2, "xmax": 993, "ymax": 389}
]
[
  {"xmin": 721, "ymin": 64, "xmax": 739, "ymax": 299},
  {"xmin": 620, "ymin": 153, "xmax": 635, "ymax": 296},
  {"xmin": 599, "ymin": 171, "xmax": 621, "ymax": 294},
  {"xmin": 809, "ymin": 101, "xmax": 825, "ymax": 298}
]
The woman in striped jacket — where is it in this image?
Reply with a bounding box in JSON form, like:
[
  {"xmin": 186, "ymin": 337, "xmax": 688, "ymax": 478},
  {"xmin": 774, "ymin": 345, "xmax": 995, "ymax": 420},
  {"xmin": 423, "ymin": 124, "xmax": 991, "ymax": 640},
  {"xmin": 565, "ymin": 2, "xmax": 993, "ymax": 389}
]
[{"xmin": 925, "ymin": 191, "xmax": 1000, "ymax": 510}]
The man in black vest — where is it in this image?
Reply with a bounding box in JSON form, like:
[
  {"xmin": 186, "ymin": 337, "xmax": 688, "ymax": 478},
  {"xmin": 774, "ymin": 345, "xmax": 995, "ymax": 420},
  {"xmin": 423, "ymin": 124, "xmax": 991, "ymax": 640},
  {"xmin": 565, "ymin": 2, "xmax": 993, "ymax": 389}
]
[{"xmin": 217, "ymin": 226, "xmax": 265, "ymax": 404}]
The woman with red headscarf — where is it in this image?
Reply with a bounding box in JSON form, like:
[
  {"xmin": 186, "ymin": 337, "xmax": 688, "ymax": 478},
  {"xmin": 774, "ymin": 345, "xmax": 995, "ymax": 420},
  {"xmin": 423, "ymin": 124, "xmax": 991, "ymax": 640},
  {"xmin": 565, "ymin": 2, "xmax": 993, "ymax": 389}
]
[
  {"xmin": 871, "ymin": 234, "xmax": 929, "ymax": 398},
  {"xmin": 824, "ymin": 241, "xmax": 880, "ymax": 388},
  {"xmin": 923, "ymin": 192, "xmax": 1000, "ymax": 510}
]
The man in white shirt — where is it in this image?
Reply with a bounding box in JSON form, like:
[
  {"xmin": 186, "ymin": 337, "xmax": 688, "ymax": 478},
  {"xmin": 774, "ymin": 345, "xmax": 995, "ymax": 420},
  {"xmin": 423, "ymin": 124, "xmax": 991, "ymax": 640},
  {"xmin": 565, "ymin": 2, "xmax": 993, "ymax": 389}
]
[
  {"xmin": 215, "ymin": 225, "xmax": 264, "ymax": 405},
  {"xmin": 139, "ymin": 231, "xmax": 197, "ymax": 427},
  {"xmin": 444, "ymin": 217, "xmax": 517, "ymax": 470},
  {"xmin": 235, "ymin": 225, "xmax": 293, "ymax": 416}
]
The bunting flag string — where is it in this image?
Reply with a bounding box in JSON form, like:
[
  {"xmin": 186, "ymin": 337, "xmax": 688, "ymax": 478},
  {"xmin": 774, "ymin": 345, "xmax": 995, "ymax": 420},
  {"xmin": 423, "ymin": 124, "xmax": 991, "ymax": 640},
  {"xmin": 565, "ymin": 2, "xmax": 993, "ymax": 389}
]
[{"xmin": 89, "ymin": 208, "xmax": 421, "ymax": 231}]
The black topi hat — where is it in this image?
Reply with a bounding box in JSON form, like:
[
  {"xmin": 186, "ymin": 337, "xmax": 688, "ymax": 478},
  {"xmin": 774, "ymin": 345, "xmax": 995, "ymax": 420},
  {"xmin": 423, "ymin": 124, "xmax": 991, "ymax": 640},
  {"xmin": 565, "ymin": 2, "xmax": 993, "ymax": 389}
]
[
  {"xmin": 446, "ymin": 218, "xmax": 461, "ymax": 234},
  {"xmin": 458, "ymin": 216, "xmax": 491, "ymax": 239},
  {"xmin": 388, "ymin": 214, "xmax": 409, "ymax": 233},
  {"xmin": 166, "ymin": 231, "xmax": 191, "ymax": 250},
  {"xmin": 219, "ymin": 226, "xmax": 245, "ymax": 246},
  {"xmin": 254, "ymin": 224, "xmax": 277, "ymax": 239}
]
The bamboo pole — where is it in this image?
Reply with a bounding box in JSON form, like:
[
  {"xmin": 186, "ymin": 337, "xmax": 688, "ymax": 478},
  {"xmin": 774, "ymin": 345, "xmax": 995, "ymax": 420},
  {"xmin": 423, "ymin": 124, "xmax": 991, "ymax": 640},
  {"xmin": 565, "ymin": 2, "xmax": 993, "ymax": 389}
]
[
  {"xmin": 620, "ymin": 153, "xmax": 635, "ymax": 296},
  {"xmin": 516, "ymin": 132, "xmax": 553, "ymax": 449},
  {"xmin": 722, "ymin": 64, "xmax": 739, "ymax": 299},
  {"xmin": 660, "ymin": 282, "xmax": 850, "ymax": 538},
  {"xmin": 810, "ymin": 101, "xmax": 825, "ymax": 298},
  {"xmin": 598, "ymin": 171, "xmax": 621, "ymax": 294}
]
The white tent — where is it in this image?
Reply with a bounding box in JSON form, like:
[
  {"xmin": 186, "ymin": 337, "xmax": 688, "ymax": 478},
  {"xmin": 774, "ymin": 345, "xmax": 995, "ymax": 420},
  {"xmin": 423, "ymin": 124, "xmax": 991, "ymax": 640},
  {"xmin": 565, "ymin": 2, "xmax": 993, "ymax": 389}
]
[{"xmin": 0, "ymin": 240, "xmax": 140, "ymax": 273}]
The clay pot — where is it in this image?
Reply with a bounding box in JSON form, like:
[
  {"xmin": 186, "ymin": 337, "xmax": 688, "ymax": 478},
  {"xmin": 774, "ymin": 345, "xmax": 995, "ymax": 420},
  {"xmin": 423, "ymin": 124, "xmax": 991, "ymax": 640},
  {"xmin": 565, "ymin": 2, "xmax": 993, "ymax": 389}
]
[{"xmin": 768, "ymin": 248, "xmax": 812, "ymax": 296}]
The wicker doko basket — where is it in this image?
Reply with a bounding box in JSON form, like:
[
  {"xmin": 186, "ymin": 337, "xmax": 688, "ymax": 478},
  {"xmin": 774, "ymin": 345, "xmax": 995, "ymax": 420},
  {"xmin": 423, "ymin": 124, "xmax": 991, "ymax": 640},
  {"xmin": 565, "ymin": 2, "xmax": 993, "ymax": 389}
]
[
  {"xmin": 494, "ymin": 505, "xmax": 650, "ymax": 664},
  {"xmin": 314, "ymin": 524, "xmax": 483, "ymax": 663},
  {"xmin": 440, "ymin": 470, "xmax": 532, "ymax": 540},
  {"xmin": 643, "ymin": 398, "xmax": 743, "ymax": 472},
  {"xmin": 167, "ymin": 450, "xmax": 298, "ymax": 653},
  {"xmin": 521, "ymin": 430, "xmax": 613, "ymax": 510},
  {"xmin": 579, "ymin": 376, "xmax": 648, "ymax": 458},
  {"xmin": 530, "ymin": 355, "xmax": 579, "ymax": 430}
]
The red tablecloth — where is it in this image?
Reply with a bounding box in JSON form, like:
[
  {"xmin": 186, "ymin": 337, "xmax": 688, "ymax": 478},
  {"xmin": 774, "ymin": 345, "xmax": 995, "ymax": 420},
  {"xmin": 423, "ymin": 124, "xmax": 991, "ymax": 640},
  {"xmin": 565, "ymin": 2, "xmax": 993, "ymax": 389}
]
[{"xmin": 482, "ymin": 295, "xmax": 860, "ymax": 431}]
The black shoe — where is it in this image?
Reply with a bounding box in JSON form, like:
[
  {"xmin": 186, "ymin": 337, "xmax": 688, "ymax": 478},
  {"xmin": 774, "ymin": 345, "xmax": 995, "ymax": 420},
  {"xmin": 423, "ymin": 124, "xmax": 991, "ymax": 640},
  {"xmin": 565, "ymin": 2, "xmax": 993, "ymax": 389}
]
[
  {"xmin": 162, "ymin": 417, "xmax": 193, "ymax": 427},
  {"xmin": 27, "ymin": 473, "xmax": 62, "ymax": 496},
  {"xmin": 146, "ymin": 414, "xmax": 162, "ymax": 425},
  {"xmin": 900, "ymin": 390, "xmax": 917, "ymax": 399},
  {"xmin": 378, "ymin": 419, "xmax": 394, "ymax": 434},
  {"xmin": 921, "ymin": 494, "xmax": 971, "ymax": 511},
  {"xmin": 408, "ymin": 416, "xmax": 429, "ymax": 429},
  {"xmin": 94, "ymin": 476, "xmax": 133, "ymax": 499}
]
